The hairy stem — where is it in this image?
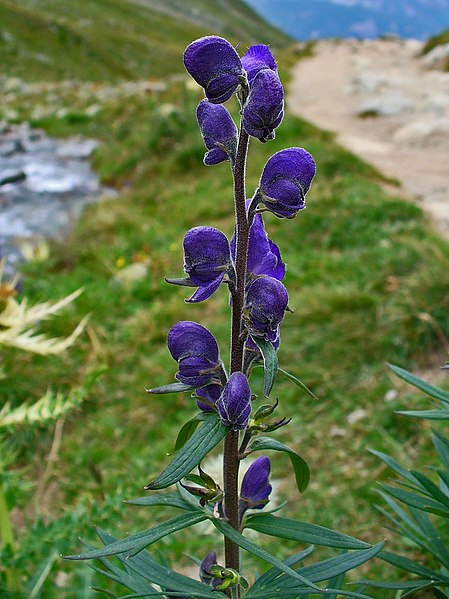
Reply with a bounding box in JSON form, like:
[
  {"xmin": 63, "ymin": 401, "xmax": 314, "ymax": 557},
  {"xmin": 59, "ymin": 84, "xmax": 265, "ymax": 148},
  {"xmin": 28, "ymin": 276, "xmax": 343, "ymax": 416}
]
[{"xmin": 223, "ymin": 119, "xmax": 250, "ymax": 591}]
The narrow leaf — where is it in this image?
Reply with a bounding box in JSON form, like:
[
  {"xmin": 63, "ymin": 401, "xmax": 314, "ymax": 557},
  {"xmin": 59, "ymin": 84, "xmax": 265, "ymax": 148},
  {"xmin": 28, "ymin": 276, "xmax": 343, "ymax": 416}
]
[
  {"xmin": 250, "ymin": 546, "xmax": 315, "ymax": 592},
  {"xmin": 379, "ymin": 550, "xmax": 449, "ymax": 580},
  {"xmin": 168, "ymin": 412, "xmax": 207, "ymax": 455},
  {"xmin": 369, "ymin": 449, "xmax": 418, "ymax": 485},
  {"xmin": 246, "ymin": 436, "xmax": 310, "ymax": 493},
  {"xmin": 145, "ymin": 382, "xmax": 195, "ymax": 395},
  {"xmin": 278, "ymin": 368, "xmax": 318, "ymax": 400},
  {"xmin": 146, "ymin": 413, "xmax": 228, "ymax": 490},
  {"xmin": 409, "ymin": 470, "xmax": 449, "ymax": 509},
  {"xmin": 388, "ymin": 363, "xmax": 449, "ymax": 405},
  {"xmin": 380, "ymin": 484, "xmax": 449, "ymax": 517},
  {"xmin": 245, "ymin": 514, "xmax": 371, "ymax": 549},
  {"xmin": 211, "ymin": 519, "xmax": 322, "ymax": 591},
  {"xmin": 124, "ymin": 492, "xmax": 195, "ymax": 511},
  {"xmin": 63, "ymin": 512, "xmax": 206, "ymax": 560},
  {"xmin": 395, "ymin": 409, "xmax": 449, "ymax": 420},
  {"xmin": 252, "ymin": 336, "xmax": 278, "ymax": 397}
]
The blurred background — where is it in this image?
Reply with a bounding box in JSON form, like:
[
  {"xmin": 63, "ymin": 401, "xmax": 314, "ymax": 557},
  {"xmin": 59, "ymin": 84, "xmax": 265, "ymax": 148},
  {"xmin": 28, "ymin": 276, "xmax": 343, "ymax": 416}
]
[{"xmin": 1, "ymin": 1, "xmax": 449, "ymax": 597}]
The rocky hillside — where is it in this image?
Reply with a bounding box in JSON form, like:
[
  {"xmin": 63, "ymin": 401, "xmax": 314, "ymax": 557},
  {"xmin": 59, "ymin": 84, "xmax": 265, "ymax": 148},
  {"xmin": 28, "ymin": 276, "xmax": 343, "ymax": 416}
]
[{"xmin": 0, "ymin": 0, "xmax": 290, "ymax": 82}]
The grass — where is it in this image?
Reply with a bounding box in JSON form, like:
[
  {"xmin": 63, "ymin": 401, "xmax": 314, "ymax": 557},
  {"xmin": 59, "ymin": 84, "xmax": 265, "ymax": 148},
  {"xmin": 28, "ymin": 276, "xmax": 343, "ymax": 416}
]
[
  {"xmin": 1, "ymin": 17, "xmax": 449, "ymax": 599},
  {"xmin": 421, "ymin": 28, "xmax": 449, "ymax": 70},
  {"xmin": 2, "ymin": 77, "xmax": 449, "ymax": 596}
]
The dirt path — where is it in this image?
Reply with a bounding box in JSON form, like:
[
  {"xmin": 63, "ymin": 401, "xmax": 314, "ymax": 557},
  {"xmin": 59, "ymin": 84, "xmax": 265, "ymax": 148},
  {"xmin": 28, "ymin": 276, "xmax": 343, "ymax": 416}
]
[{"xmin": 288, "ymin": 38, "xmax": 449, "ymax": 238}]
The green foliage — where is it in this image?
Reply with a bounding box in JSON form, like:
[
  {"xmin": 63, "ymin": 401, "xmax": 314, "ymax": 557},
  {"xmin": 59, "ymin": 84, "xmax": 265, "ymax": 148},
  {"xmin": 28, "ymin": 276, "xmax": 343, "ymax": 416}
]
[{"xmin": 363, "ymin": 365, "xmax": 449, "ymax": 596}]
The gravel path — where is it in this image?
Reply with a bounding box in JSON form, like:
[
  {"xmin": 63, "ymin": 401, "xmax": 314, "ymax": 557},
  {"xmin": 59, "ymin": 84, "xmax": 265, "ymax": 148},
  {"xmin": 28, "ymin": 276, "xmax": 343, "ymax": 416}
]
[{"xmin": 288, "ymin": 38, "xmax": 449, "ymax": 238}]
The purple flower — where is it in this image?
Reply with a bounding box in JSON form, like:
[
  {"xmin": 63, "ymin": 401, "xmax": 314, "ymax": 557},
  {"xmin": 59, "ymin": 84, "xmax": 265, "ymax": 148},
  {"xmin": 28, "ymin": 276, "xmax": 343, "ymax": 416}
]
[
  {"xmin": 259, "ymin": 148, "xmax": 316, "ymax": 218},
  {"xmin": 183, "ymin": 36, "xmax": 245, "ymax": 104},
  {"xmin": 167, "ymin": 321, "xmax": 221, "ymax": 387},
  {"xmin": 195, "ymin": 383, "xmax": 222, "ymax": 413},
  {"xmin": 167, "ymin": 226, "xmax": 232, "ymax": 303},
  {"xmin": 240, "ymin": 456, "xmax": 272, "ymax": 511},
  {"xmin": 200, "ymin": 551, "xmax": 218, "ymax": 584},
  {"xmin": 196, "ymin": 100, "xmax": 238, "ymax": 165},
  {"xmin": 217, "ymin": 372, "xmax": 251, "ymax": 430},
  {"xmin": 244, "ymin": 276, "xmax": 288, "ymax": 339},
  {"xmin": 231, "ymin": 204, "xmax": 285, "ymax": 282},
  {"xmin": 242, "ymin": 44, "xmax": 277, "ymax": 84},
  {"xmin": 242, "ymin": 69, "xmax": 284, "ymax": 142}
]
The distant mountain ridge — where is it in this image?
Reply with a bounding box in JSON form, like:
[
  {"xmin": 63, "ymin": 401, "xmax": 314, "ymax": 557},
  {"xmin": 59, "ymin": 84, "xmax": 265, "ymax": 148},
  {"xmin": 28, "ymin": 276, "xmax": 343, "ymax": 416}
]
[{"xmin": 243, "ymin": 0, "xmax": 449, "ymax": 40}]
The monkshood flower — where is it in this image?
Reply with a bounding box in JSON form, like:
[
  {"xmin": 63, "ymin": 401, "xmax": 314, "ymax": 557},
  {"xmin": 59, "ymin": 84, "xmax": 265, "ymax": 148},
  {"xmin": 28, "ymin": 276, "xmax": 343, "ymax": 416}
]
[
  {"xmin": 244, "ymin": 276, "xmax": 288, "ymax": 339},
  {"xmin": 196, "ymin": 99, "xmax": 238, "ymax": 165},
  {"xmin": 240, "ymin": 456, "xmax": 272, "ymax": 513},
  {"xmin": 218, "ymin": 372, "xmax": 251, "ymax": 430},
  {"xmin": 230, "ymin": 206, "xmax": 285, "ymax": 282},
  {"xmin": 183, "ymin": 36, "xmax": 245, "ymax": 104},
  {"xmin": 195, "ymin": 383, "xmax": 222, "ymax": 413},
  {"xmin": 258, "ymin": 148, "xmax": 316, "ymax": 218},
  {"xmin": 242, "ymin": 69, "xmax": 284, "ymax": 142},
  {"xmin": 167, "ymin": 321, "xmax": 221, "ymax": 387},
  {"xmin": 241, "ymin": 44, "xmax": 277, "ymax": 84},
  {"xmin": 167, "ymin": 226, "xmax": 232, "ymax": 303}
]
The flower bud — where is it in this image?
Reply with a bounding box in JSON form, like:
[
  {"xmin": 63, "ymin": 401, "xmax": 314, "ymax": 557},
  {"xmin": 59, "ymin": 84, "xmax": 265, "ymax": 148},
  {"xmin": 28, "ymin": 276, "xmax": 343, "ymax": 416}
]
[
  {"xmin": 217, "ymin": 372, "xmax": 251, "ymax": 430},
  {"xmin": 240, "ymin": 456, "xmax": 272, "ymax": 511},
  {"xmin": 259, "ymin": 148, "xmax": 316, "ymax": 218},
  {"xmin": 244, "ymin": 276, "xmax": 288, "ymax": 339},
  {"xmin": 184, "ymin": 226, "xmax": 231, "ymax": 303},
  {"xmin": 242, "ymin": 44, "xmax": 277, "ymax": 84},
  {"xmin": 195, "ymin": 383, "xmax": 222, "ymax": 412},
  {"xmin": 196, "ymin": 100, "xmax": 238, "ymax": 165},
  {"xmin": 200, "ymin": 551, "xmax": 219, "ymax": 584},
  {"xmin": 167, "ymin": 321, "xmax": 220, "ymax": 387},
  {"xmin": 231, "ymin": 206, "xmax": 285, "ymax": 282},
  {"xmin": 242, "ymin": 69, "xmax": 284, "ymax": 142},
  {"xmin": 183, "ymin": 36, "xmax": 245, "ymax": 104}
]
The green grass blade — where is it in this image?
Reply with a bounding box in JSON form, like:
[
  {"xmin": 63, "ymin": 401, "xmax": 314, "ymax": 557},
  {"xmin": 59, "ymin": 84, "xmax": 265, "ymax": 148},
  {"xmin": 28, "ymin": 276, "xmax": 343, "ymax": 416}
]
[{"xmin": 388, "ymin": 364, "xmax": 449, "ymax": 405}]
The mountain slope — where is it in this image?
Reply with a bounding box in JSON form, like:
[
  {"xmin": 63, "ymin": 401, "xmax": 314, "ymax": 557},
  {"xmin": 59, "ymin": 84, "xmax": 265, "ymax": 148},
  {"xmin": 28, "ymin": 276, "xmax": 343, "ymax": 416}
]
[
  {"xmin": 0, "ymin": 0, "xmax": 290, "ymax": 83},
  {"xmin": 243, "ymin": 0, "xmax": 449, "ymax": 40}
]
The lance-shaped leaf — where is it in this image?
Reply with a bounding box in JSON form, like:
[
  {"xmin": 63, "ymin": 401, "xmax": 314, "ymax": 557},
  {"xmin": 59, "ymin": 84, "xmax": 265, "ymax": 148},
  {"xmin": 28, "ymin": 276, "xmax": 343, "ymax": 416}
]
[
  {"xmin": 379, "ymin": 550, "xmax": 449, "ymax": 581},
  {"xmin": 395, "ymin": 409, "xmax": 449, "ymax": 420},
  {"xmin": 124, "ymin": 492, "xmax": 196, "ymax": 511},
  {"xmin": 168, "ymin": 412, "xmax": 207, "ymax": 455},
  {"xmin": 388, "ymin": 363, "xmax": 449, "ymax": 405},
  {"xmin": 94, "ymin": 528, "xmax": 222, "ymax": 598},
  {"xmin": 146, "ymin": 413, "xmax": 228, "ymax": 490},
  {"xmin": 245, "ymin": 541, "xmax": 384, "ymax": 596},
  {"xmin": 250, "ymin": 546, "xmax": 315, "ymax": 594},
  {"xmin": 146, "ymin": 382, "xmax": 195, "ymax": 394},
  {"xmin": 245, "ymin": 436, "xmax": 309, "ymax": 493},
  {"xmin": 278, "ymin": 367, "xmax": 318, "ymax": 400},
  {"xmin": 63, "ymin": 512, "xmax": 207, "ymax": 560},
  {"xmin": 245, "ymin": 514, "xmax": 371, "ymax": 549},
  {"xmin": 252, "ymin": 336, "xmax": 278, "ymax": 397},
  {"xmin": 211, "ymin": 519, "xmax": 322, "ymax": 591},
  {"xmin": 380, "ymin": 483, "xmax": 449, "ymax": 518}
]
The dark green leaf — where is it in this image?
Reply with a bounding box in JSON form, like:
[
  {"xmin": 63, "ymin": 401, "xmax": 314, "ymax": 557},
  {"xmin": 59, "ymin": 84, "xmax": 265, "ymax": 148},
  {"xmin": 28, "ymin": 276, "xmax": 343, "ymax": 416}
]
[
  {"xmin": 63, "ymin": 512, "xmax": 206, "ymax": 560},
  {"xmin": 278, "ymin": 368, "xmax": 318, "ymax": 400},
  {"xmin": 379, "ymin": 550, "xmax": 449, "ymax": 580},
  {"xmin": 395, "ymin": 410, "xmax": 449, "ymax": 420},
  {"xmin": 246, "ymin": 436, "xmax": 309, "ymax": 493},
  {"xmin": 433, "ymin": 431, "xmax": 449, "ymax": 471},
  {"xmin": 124, "ymin": 492, "xmax": 195, "ymax": 511},
  {"xmin": 94, "ymin": 528, "xmax": 222, "ymax": 598},
  {"xmin": 252, "ymin": 336, "xmax": 278, "ymax": 398},
  {"xmin": 251, "ymin": 546, "xmax": 315, "ymax": 592},
  {"xmin": 388, "ymin": 364, "xmax": 449, "ymax": 405},
  {"xmin": 369, "ymin": 449, "xmax": 418, "ymax": 485},
  {"xmin": 90, "ymin": 588, "xmax": 118, "ymax": 598},
  {"xmin": 145, "ymin": 382, "xmax": 195, "ymax": 394},
  {"xmin": 245, "ymin": 514, "xmax": 371, "ymax": 549},
  {"xmin": 409, "ymin": 470, "xmax": 449, "ymax": 509},
  {"xmin": 380, "ymin": 483, "xmax": 449, "ymax": 517},
  {"xmin": 168, "ymin": 413, "xmax": 207, "ymax": 455},
  {"xmin": 146, "ymin": 413, "xmax": 228, "ymax": 490},
  {"xmin": 211, "ymin": 519, "xmax": 322, "ymax": 591}
]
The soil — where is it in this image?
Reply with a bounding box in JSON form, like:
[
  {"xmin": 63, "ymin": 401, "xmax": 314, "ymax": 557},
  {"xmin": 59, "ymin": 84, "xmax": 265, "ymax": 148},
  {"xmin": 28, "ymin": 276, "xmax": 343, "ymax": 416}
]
[{"xmin": 288, "ymin": 38, "xmax": 449, "ymax": 239}]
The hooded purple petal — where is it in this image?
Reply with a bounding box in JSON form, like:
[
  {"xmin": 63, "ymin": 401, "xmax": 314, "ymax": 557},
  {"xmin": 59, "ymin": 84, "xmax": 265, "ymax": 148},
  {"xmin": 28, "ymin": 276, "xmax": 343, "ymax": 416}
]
[
  {"xmin": 242, "ymin": 69, "xmax": 284, "ymax": 142},
  {"xmin": 177, "ymin": 355, "xmax": 218, "ymax": 387},
  {"xmin": 200, "ymin": 551, "xmax": 218, "ymax": 584},
  {"xmin": 184, "ymin": 226, "xmax": 231, "ymax": 285},
  {"xmin": 197, "ymin": 100, "xmax": 238, "ymax": 165},
  {"xmin": 240, "ymin": 456, "xmax": 272, "ymax": 509},
  {"xmin": 230, "ymin": 206, "xmax": 285, "ymax": 282},
  {"xmin": 167, "ymin": 321, "xmax": 219, "ymax": 363},
  {"xmin": 186, "ymin": 273, "xmax": 225, "ymax": 304},
  {"xmin": 242, "ymin": 45, "xmax": 277, "ymax": 83},
  {"xmin": 183, "ymin": 36, "xmax": 244, "ymax": 104},
  {"xmin": 244, "ymin": 276, "xmax": 288, "ymax": 339},
  {"xmin": 259, "ymin": 148, "xmax": 316, "ymax": 218},
  {"xmin": 218, "ymin": 372, "xmax": 251, "ymax": 430},
  {"xmin": 195, "ymin": 384, "xmax": 222, "ymax": 412}
]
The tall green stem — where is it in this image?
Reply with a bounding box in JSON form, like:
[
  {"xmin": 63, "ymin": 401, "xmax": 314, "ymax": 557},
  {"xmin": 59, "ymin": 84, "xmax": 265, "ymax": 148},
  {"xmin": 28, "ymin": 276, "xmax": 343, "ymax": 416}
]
[
  {"xmin": 0, "ymin": 480, "xmax": 20, "ymax": 591},
  {"xmin": 223, "ymin": 119, "xmax": 250, "ymax": 594}
]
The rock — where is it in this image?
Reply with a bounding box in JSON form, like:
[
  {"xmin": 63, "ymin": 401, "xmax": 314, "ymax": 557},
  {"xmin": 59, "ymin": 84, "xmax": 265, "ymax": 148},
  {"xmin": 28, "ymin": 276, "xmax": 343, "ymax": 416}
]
[
  {"xmin": 393, "ymin": 117, "xmax": 449, "ymax": 147},
  {"xmin": 0, "ymin": 169, "xmax": 26, "ymax": 186},
  {"xmin": 56, "ymin": 137, "xmax": 99, "ymax": 159},
  {"xmin": 358, "ymin": 91, "xmax": 414, "ymax": 116}
]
